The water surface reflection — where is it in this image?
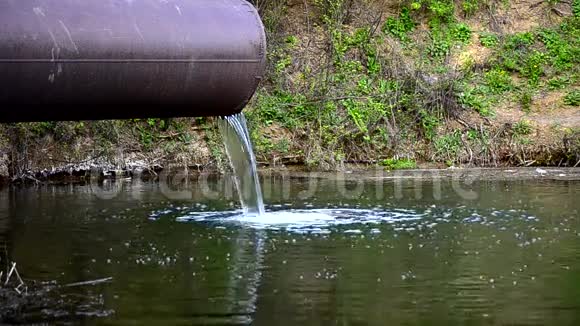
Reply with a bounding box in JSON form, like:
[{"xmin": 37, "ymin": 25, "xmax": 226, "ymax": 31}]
[{"xmin": 1, "ymin": 176, "xmax": 579, "ymax": 324}]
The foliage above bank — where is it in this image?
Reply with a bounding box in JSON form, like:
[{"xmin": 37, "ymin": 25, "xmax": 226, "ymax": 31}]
[{"xmin": 247, "ymin": 0, "xmax": 580, "ymax": 168}]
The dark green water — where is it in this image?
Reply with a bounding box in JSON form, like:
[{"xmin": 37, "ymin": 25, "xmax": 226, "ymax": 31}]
[{"xmin": 1, "ymin": 175, "xmax": 580, "ymax": 325}]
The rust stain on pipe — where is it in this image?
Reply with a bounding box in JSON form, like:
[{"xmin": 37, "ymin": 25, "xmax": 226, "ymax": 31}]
[{"xmin": 0, "ymin": 0, "xmax": 266, "ymax": 122}]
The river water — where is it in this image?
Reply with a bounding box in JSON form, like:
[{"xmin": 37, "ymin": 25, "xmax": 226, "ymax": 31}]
[{"xmin": 1, "ymin": 173, "xmax": 580, "ymax": 325}]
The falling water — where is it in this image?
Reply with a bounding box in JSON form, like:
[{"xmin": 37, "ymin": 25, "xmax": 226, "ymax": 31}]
[{"xmin": 218, "ymin": 112, "xmax": 265, "ymax": 215}]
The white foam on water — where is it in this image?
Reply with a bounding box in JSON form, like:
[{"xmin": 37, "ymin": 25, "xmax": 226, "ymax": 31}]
[
  {"xmin": 236, "ymin": 211, "xmax": 335, "ymax": 225},
  {"xmin": 168, "ymin": 208, "xmax": 425, "ymax": 233}
]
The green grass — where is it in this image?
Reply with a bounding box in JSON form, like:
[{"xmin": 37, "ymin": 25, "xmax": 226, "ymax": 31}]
[
  {"xmin": 458, "ymin": 85, "xmax": 494, "ymax": 116},
  {"xmin": 479, "ymin": 32, "xmax": 499, "ymax": 48},
  {"xmin": 434, "ymin": 131, "xmax": 462, "ymax": 162},
  {"xmin": 462, "ymin": 0, "xmax": 480, "ymax": 16},
  {"xmin": 519, "ymin": 88, "xmax": 534, "ymax": 112},
  {"xmin": 547, "ymin": 76, "xmax": 572, "ymax": 90},
  {"xmin": 485, "ymin": 68, "xmax": 513, "ymax": 93},
  {"xmin": 513, "ymin": 120, "xmax": 533, "ymax": 136},
  {"xmin": 380, "ymin": 158, "xmax": 417, "ymax": 170},
  {"xmin": 383, "ymin": 8, "xmax": 415, "ymax": 41}
]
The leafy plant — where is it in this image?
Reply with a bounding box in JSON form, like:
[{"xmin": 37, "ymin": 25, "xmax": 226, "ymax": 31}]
[
  {"xmin": 564, "ymin": 90, "xmax": 580, "ymax": 106},
  {"xmin": 462, "ymin": 0, "xmax": 480, "ymax": 16},
  {"xmin": 547, "ymin": 76, "xmax": 571, "ymax": 90},
  {"xmin": 458, "ymin": 85, "xmax": 493, "ymax": 116},
  {"xmin": 419, "ymin": 109, "xmax": 440, "ymax": 140},
  {"xmin": 285, "ymin": 35, "xmax": 299, "ymax": 47},
  {"xmin": 513, "ymin": 120, "xmax": 533, "ymax": 136},
  {"xmin": 505, "ymin": 32, "xmax": 535, "ymax": 50},
  {"xmin": 485, "ymin": 68, "xmax": 513, "ymax": 93},
  {"xmin": 451, "ymin": 23, "xmax": 472, "ymax": 43},
  {"xmin": 538, "ymin": 29, "xmax": 574, "ymax": 71},
  {"xmin": 428, "ymin": 35, "xmax": 452, "ymax": 58},
  {"xmin": 521, "ymin": 51, "xmax": 546, "ymax": 85},
  {"xmin": 343, "ymin": 99, "xmax": 369, "ymax": 137},
  {"xmin": 479, "ymin": 32, "xmax": 499, "ymax": 48},
  {"xmin": 383, "ymin": 8, "xmax": 415, "ymax": 40},
  {"xmin": 275, "ymin": 55, "xmax": 292, "ymax": 73},
  {"xmin": 428, "ymin": 0, "xmax": 455, "ymax": 24}
]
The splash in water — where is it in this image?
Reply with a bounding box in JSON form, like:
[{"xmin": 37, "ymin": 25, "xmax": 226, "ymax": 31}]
[{"xmin": 218, "ymin": 113, "xmax": 265, "ymax": 215}]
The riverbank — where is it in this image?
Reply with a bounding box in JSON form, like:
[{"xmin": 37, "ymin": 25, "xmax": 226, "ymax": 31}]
[
  {"xmin": 2, "ymin": 163, "xmax": 580, "ymax": 186},
  {"xmin": 0, "ymin": 0, "xmax": 578, "ymax": 182}
]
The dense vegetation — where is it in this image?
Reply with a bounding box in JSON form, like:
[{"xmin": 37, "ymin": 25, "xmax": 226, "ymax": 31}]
[
  {"xmin": 248, "ymin": 0, "xmax": 579, "ymax": 169},
  {"xmin": 1, "ymin": 0, "xmax": 579, "ymax": 179}
]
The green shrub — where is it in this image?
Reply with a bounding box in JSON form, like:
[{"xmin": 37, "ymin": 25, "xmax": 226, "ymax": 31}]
[
  {"xmin": 505, "ymin": 32, "xmax": 535, "ymax": 50},
  {"xmin": 462, "ymin": 0, "xmax": 480, "ymax": 16},
  {"xmin": 428, "ymin": 34, "xmax": 452, "ymax": 58},
  {"xmin": 479, "ymin": 32, "xmax": 499, "ymax": 48},
  {"xmin": 285, "ymin": 35, "xmax": 299, "ymax": 47},
  {"xmin": 564, "ymin": 90, "xmax": 580, "ymax": 106},
  {"xmin": 275, "ymin": 55, "xmax": 292, "ymax": 73},
  {"xmin": 434, "ymin": 131, "xmax": 462, "ymax": 161},
  {"xmin": 451, "ymin": 23, "xmax": 472, "ymax": 43},
  {"xmin": 519, "ymin": 89, "xmax": 533, "ymax": 112},
  {"xmin": 428, "ymin": 0, "xmax": 455, "ymax": 24},
  {"xmin": 513, "ymin": 120, "xmax": 533, "ymax": 136},
  {"xmin": 485, "ymin": 68, "xmax": 513, "ymax": 93},
  {"xmin": 419, "ymin": 109, "xmax": 440, "ymax": 140},
  {"xmin": 547, "ymin": 76, "xmax": 571, "ymax": 90},
  {"xmin": 521, "ymin": 51, "xmax": 546, "ymax": 85},
  {"xmin": 458, "ymin": 85, "xmax": 493, "ymax": 116},
  {"xmin": 538, "ymin": 29, "xmax": 574, "ymax": 71},
  {"xmin": 383, "ymin": 8, "xmax": 415, "ymax": 40}
]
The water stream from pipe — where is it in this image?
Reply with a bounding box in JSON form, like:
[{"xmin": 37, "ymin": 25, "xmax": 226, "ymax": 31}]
[{"xmin": 218, "ymin": 112, "xmax": 265, "ymax": 216}]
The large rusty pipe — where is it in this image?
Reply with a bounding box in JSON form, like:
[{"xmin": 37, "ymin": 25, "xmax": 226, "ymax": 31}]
[{"xmin": 0, "ymin": 0, "xmax": 266, "ymax": 122}]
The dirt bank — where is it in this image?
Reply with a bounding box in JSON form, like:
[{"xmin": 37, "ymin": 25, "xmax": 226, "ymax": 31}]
[{"xmin": 0, "ymin": 0, "xmax": 578, "ymax": 182}]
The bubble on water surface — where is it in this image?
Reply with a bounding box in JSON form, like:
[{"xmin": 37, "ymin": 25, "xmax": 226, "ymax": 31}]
[{"xmin": 157, "ymin": 208, "xmax": 425, "ymax": 233}]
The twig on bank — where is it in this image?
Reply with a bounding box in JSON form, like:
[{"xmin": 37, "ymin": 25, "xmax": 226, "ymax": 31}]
[
  {"xmin": 529, "ymin": 1, "xmax": 544, "ymax": 9},
  {"xmin": 551, "ymin": 8, "xmax": 567, "ymax": 17},
  {"xmin": 525, "ymin": 160, "xmax": 537, "ymax": 167},
  {"xmin": 4, "ymin": 262, "xmax": 16, "ymax": 286},
  {"xmin": 63, "ymin": 277, "xmax": 113, "ymax": 288},
  {"xmin": 2, "ymin": 261, "xmax": 27, "ymax": 294},
  {"xmin": 456, "ymin": 118, "xmax": 470, "ymax": 129}
]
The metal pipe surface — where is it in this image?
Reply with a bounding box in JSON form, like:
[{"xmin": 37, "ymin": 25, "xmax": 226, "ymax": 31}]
[{"xmin": 0, "ymin": 0, "xmax": 266, "ymax": 122}]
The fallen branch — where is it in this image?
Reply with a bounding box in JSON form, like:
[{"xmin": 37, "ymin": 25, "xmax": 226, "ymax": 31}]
[
  {"xmin": 2, "ymin": 261, "xmax": 27, "ymax": 294},
  {"xmin": 551, "ymin": 8, "xmax": 567, "ymax": 17},
  {"xmin": 4, "ymin": 262, "xmax": 16, "ymax": 286},
  {"xmin": 63, "ymin": 277, "xmax": 113, "ymax": 288},
  {"xmin": 525, "ymin": 160, "xmax": 537, "ymax": 167}
]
